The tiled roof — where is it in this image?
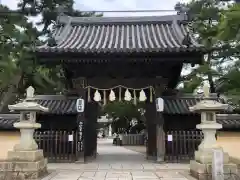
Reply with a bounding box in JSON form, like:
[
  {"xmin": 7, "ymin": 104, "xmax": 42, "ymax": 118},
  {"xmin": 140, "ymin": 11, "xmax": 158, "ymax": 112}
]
[
  {"xmin": 37, "ymin": 15, "xmax": 204, "ymax": 54},
  {"xmin": 0, "ymin": 95, "xmax": 240, "ymax": 130},
  {"xmin": 163, "ymin": 94, "xmax": 225, "ymax": 114},
  {"xmin": 0, "ymin": 113, "xmax": 239, "ymax": 130},
  {"xmin": 216, "ymin": 114, "xmax": 240, "ymax": 129},
  {"xmin": 4, "ymin": 94, "xmax": 229, "ymax": 116},
  {"xmin": 0, "ymin": 114, "xmax": 19, "ymax": 130},
  {"xmin": 33, "ymin": 94, "xmax": 226, "ymax": 115},
  {"xmin": 34, "ymin": 95, "xmax": 78, "ymax": 114}
]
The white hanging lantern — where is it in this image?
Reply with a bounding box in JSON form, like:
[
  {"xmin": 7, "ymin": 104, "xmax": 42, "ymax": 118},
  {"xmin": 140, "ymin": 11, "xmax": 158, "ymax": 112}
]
[
  {"xmin": 93, "ymin": 90, "xmax": 101, "ymax": 102},
  {"xmin": 156, "ymin": 97, "xmax": 164, "ymax": 112},
  {"xmin": 109, "ymin": 90, "xmax": 116, "ymax": 101},
  {"xmin": 139, "ymin": 89, "xmax": 147, "ymax": 102},
  {"xmin": 124, "ymin": 89, "xmax": 132, "ymax": 101}
]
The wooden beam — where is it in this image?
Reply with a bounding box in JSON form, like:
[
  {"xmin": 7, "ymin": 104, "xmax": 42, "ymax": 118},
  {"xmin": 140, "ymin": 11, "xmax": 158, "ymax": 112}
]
[
  {"xmin": 37, "ymin": 52, "xmax": 203, "ymax": 65},
  {"xmin": 84, "ymin": 77, "xmax": 168, "ymax": 89}
]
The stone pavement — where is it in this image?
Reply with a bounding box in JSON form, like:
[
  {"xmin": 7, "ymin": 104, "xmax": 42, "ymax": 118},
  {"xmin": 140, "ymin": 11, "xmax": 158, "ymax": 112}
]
[{"xmin": 41, "ymin": 138, "xmax": 192, "ymax": 180}]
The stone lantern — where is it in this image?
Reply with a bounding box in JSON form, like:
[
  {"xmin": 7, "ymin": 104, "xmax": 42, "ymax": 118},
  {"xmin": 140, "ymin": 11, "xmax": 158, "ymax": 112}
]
[
  {"xmin": 0, "ymin": 86, "xmax": 49, "ymax": 179},
  {"xmin": 189, "ymin": 84, "xmax": 237, "ymax": 179}
]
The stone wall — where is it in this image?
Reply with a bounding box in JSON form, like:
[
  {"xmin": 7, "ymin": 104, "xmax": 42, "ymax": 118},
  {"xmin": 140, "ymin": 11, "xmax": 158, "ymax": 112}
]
[
  {"xmin": 0, "ymin": 131, "xmax": 20, "ymax": 160},
  {"xmin": 217, "ymin": 131, "xmax": 240, "ymax": 162}
]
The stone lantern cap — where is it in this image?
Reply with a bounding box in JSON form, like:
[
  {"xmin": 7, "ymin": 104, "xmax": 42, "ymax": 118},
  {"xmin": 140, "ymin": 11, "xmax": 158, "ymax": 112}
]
[
  {"xmin": 189, "ymin": 99, "xmax": 228, "ymax": 112},
  {"xmin": 189, "ymin": 84, "xmax": 228, "ymax": 112},
  {"xmin": 8, "ymin": 86, "xmax": 49, "ymax": 112},
  {"xmin": 8, "ymin": 101, "xmax": 48, "ymax": 112}
]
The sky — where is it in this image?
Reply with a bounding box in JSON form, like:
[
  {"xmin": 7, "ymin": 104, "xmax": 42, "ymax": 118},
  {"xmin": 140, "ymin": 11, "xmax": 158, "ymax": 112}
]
[
  {"xmin": 1, "ymin": 0, "xmax": 191, "ymax": 33},
  {"xmin": 1, "ymin": 0, "xmax": 190, "ymax": 16}
]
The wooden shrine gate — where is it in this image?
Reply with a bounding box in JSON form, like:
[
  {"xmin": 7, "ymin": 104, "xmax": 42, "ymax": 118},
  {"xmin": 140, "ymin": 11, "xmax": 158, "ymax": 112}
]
[
  {"xmin": 35, "ymin": 14, "xmax": 206, "ymax": 162},
  {"xmin": 80, "ymin": 82, "xmax": 160, "ymax": 161}
]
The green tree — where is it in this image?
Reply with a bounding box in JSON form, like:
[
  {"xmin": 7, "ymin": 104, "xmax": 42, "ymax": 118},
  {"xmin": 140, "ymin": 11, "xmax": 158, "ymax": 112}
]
[
  {"xmin": 218, "ymin": 3, "xmax": 240, "ymax": 41},
  {"xmin": 176, "ymin": 0, "xmax": 233, "ymax": 93},
  {"xmin": 101, "ymin": 101, "xmax": 145, "ymax": 133},
  {"xmin": 213, "ymin": 3, "xmax": 240, "ymax": 97},
  {"xmin": 218, "ymin": 3, "xmax": 240, "ymax": 56},
  {"xmin": 18, "ymin": 0, "xmax": 99, "ymax": 35},
  {"xmin": 0, "ymin": 1, "xmax": 99, "ymax": 111}
]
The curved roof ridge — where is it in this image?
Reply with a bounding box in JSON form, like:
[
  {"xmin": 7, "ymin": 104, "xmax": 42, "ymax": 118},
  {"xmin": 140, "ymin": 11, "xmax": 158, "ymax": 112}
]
[
  {"xmin": 58, "ymin": 14, "xmax": 188, "ymax": 25},
  {"xmin": 34, "ymin": 95, "xmax": 78, "ymax": 100},
  {"xmin": 163, "ymin": 93, "xmax": 219, "ymax": 99}
]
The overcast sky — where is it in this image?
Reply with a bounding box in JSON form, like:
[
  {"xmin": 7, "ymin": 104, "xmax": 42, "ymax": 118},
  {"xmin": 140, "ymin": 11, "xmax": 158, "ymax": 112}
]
[{"xmin": 1, "ymin": 0, "xmax": 190, "ymax": 16}]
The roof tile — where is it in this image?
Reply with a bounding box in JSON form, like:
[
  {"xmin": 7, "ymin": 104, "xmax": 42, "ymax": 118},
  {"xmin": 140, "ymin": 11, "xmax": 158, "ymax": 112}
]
[
  {"xmin": 216, "ymin": 114, "xmax": 240, "ymax": 129},
  {"xmin": 0, "ymin": 114, "xmax": 19, "ymax": 130},
  {"xmin": 35, "ymin": 95, "xmax": 77, "ymax": 114},
  {"xmin": 37, "ymin": 15, "xmax": 204, "ymax": 54},
  {"xmin": 163, "ymin": 94, "xmax": 224, "ymax": 114}
]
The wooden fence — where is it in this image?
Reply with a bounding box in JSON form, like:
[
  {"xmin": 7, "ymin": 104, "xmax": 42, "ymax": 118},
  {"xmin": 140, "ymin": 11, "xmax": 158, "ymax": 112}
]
[
  {"xmin": 34, "ymin": 131, "xmax": 78, "ymax": 163},
  {"xmin": 165, "ymin": 130, "xmax": 203, "ymax": 162},
  {"xmin": 34, "ymin": 130, "xmax": 203, "ymax": 163},
  {"xmin": 121, "ymin": 134, "xmax": 145, "ymax": 145}
]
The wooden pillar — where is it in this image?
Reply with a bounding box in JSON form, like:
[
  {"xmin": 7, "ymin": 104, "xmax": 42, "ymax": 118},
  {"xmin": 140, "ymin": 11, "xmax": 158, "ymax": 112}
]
[
  {"xmin": 155, "ymin": 86, "xmax": 165, "ymax": 162},
  {"xmin": 145, "ymin": 101, "xmax": 157, "ymax": 160},
  {"xmin": 84, "ymin": 101, "xmax": 98, "ymax": 160},
  {"xmin": 76, "ymin": 112, "xmax": 85, "ymax": 162},
  {"xmin": 76, "ymin": 83, "xmax": 86, "ymax": 163},
  {"xmin": 83, "ymin": 78, "xmax": 99, "ymax": 161}
]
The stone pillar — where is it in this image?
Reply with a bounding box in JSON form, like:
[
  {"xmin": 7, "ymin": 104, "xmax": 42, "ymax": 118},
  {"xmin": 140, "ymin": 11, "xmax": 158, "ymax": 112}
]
[
  {"xmin": 156, "ymin": 113, "xmax": 165, "ymax": 162},
  {"xmin": 13, "ymin": 120, "xmax": 40, "ymax": 151},
  {"xmin": 109, "ymin": 124, "xmax": 112, "ymax": 137},
  {"xmin": 0, "ymin": 86, "xmax": 49, "ymax": 180},
  {"xmin": 155, "ymin": 85, "xmax": 165, "ymax": 162},
  {"xmin": 189, "ymin": 85, "xmax": 238, "ymax": 180}
]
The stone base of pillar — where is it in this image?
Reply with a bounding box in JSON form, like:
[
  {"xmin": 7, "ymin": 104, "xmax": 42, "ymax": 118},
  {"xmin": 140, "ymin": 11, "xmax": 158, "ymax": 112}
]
[
  {"xmin": 195, "ymin": 149, "xmax": 229, "ymax": 164},
  {"xmin": 156, "ymin": 156, "xmax": 164, "ymax": 163},
  {"xmin": 190, "ymin": 160, "xmax": 238, "ymax": 180},
  {"xmin": 8, "ymin": 149, "xmax": 44, "ymax": 162},
  {"xmin": 146, "ymin": 155, "xmax": 156, "ymax": 161},
  {"xmin": 0, "ymin": 150, "xmax": 48, "ymax": 180}
]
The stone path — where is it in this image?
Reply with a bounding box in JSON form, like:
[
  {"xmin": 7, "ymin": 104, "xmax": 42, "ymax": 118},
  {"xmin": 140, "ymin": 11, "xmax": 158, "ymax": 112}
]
[
  {"xmin": 95, "ymin": 138, "xmax": 146, "ymax": 163},
  {"xmin": 41, "ymin": 138, "xmax": 192, "ymax": 180}
]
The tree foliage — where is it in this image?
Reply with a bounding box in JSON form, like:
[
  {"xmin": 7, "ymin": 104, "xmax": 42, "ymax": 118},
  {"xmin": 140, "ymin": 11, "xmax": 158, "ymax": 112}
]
[
  {"xmin": 101, "ymin": 101, "xmax": 146, "ymax": 131},
  {"xmin": 18, "ymin": 0, "xmax": 99, "ymax": 35},
  {"xmin": 0, "ymin": 0, "xmax": 99, "ymax": 111},
  {"xmin": 0, "ymin": 4, "xmax": 62, "ymax": 96},
  {"xmin": 218, "ymin": 3, "xmax": 240, "ymax": 42},
  {"xmin": 218, "ymin": 3, "xmax": 240, "ymax": 60},
  {"xmin": 102, "ymin": 101, "xmax": 144, "ymax": 122},
  {"xmin": 176, "ymin": 0, "xmax": 237, "ymax": 93},
  {"xmin": 215, "ymin": 3, "xmax": 240, "ymax": 97}
]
